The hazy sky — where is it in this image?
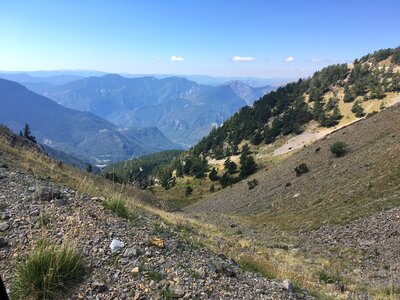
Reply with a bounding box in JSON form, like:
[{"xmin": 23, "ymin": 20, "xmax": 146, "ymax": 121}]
[{"xmin": 1, "ymin": 0, "xmax": 399, "ymax": 78}]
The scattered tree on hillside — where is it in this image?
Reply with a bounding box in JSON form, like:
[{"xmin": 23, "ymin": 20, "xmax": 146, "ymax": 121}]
[
  {"xmin": 224, "ymin": 157, "xmax": 237, "ymax": 174},
  {"xmin": 294, "ymin": 163, "xmax": 309, "ymax": 176},
  {"xmin": 343, "ymin": 86, "xmax": 355, "ymax": 103},
  {"xmin": 219, "ymin": 172, "xmax": 235, "ymax": 188},
  {"xmin": 247, "ymin": 179, "xmax": 258, "ymax": 190},
  {"xmin": 208, "ymin": 167, "xmax": 219, "ymax": 181},
  {"xmin": 22, "ymin": 123, "xmax": 37, "ymax": 143},
  {"xmin": 330, "ymin": 141, "xmax": 348, "ymax": 157},
  {"xmin": 251, "ymin": 131, "xmax": 263, "ymax": 145},
  {"xmin": 239, "ymin": 144, "xmax": 257, "ymax": 178},
  {"xmin": 158, "ymin": 166, "xmax": 175, "ymax": 190},
  {"xmin": 86, "ymin": 163, "xmax": 93, "ymax": 173},
  {"xmin": 351, "ymin": 101, "xmax": 366, "ymax": 118}
]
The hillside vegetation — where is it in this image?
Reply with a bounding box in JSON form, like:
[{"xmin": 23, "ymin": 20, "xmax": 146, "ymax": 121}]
[
  {"xmin": 193, "ymin": 47, "xmax": 400, "ymax": 159},
  {"xmin": 146, "ymin": 47, "xmax": 400, "ymax": 206}
]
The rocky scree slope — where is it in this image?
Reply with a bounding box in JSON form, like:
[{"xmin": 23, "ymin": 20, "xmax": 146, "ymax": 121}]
[{"xmin": 0, "ymin": 158, "xmax": 312, "ymax": 299}]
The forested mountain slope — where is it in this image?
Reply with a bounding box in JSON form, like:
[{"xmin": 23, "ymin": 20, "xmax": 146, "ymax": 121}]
[{"xmin": 192, "ymin": 47, "xmax": 400, "ymax": 158}]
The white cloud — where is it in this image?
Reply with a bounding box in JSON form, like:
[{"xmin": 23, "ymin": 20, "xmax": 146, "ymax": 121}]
[
  {"xmin": 285, "ymin": 56, "xmax": 295, "ymax": 62},
  {"xmin": 232, "ymin": 56, "xmax": 255, "ymax": 62},
  {"xmin": 170, "ymin": 55, "xmax": 184, "ymax": 62}
]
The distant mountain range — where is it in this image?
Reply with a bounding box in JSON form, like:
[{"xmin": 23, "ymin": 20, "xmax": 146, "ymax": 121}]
[
  {"xmin": 0, "ymin": 78, "xmax": 180, "ymax": 164},
  {"xmin": 0, "ymin": 70, "xmax": 289, "ymax": 86},
  {"xmin": 15, "ymin": 74, "xmax": 273, "ymax": 147}
]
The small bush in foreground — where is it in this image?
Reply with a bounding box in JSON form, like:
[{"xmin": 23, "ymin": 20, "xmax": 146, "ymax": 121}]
[
  {"xmin": 103, "ymin": 199, "xmax": 130, "ymax": 219},
  {"xmin": 330, "ymin": 141, "xmax": 348, "ymax": 157},
  {"xmin": 103, "ymin": 199, "xmax": 139, "ymax": 225},
  {"xmin": 148, "ymin": 270, "xmax": 164, "ymax": 282},
  {"xmin": 11, "ymin": 241, "xmax": 85, "ymax": 300},
  {"xmin": 316, "ymin": 270, "xmax": 342, "ymax": 285},
  {"xmin": 294, "ymin": 163, "xmax": 309, "ymax": 176},
  {"xmin": 38, "ymin": 213, "xmax": 51, "ymax": 227}
]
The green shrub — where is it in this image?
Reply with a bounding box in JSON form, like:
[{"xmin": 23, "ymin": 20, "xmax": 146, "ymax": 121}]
[
  {"xmin": 0, "ymin": 203, "xmax": 7, "ymax": 211},
  {"xmin": 38, "ymin": 213, "xmax": 51, "ymax": 227},
  {"xmin": 148, "ymin": 270, "xmax": 164, "ymax": 282},
  {"xmin": 247, "ymin": 179, "xmax": 258, "ymax": 190},
  {"xmin": 160, "ymin": 288, "xmax": 173, "ymax": 300},
  {"xmin": 102, "ymin": 199, "xmax": 139, "ymax": 225},
  {"xmin": 317, "ymin": 270, "xmax": 342, "ymax": 284},
  {"xmin": 102, "ymin": 199, "xmax": 130, "ymax": 219},
  {"xmin": 11, "ymin": 241, "xmax": 84, "ymax": 300},
  {"xmin": 330, "ymin": 141, "xmax": 348, "ymax": 157},
  {"xmin": 185, "ymin": 186, "xmax": 193, "ymax": 197},
  {"xmin": 294, "ymin": 163, "xmax": 309, "ymax": 176}
]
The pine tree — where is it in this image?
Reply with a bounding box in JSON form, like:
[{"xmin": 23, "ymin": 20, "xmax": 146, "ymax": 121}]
[
  {"xmin": 224, "ymin": 157, "xmax": 237, "ymax": 174},
  {"xmin": 239, "ymin": 144, "xmax": 257, "ymax": 178},
  {"xmin": 86, "ymin": 163, "xmax": 93, "ymax": 173},
  {"xmin": 208, "ymin": 167, "xmax": 219, "ymax": 181},
  {"xmin": 251, "ymin": 131, "xmax": 263, "ymax": 145},
  {"xmin": 219, "ymin": 172, "xmax": 232, "ymax": 188},
  {"xmin": 351, "ymin": 100, "xmax": 366, "ymax": 117},
  {"xmin": 22, "ymin": 123, "xmax": 37, "ymax": 143},
  {"xmin": 343, "ymin": 86, "xmax": 355, "ymax": 103}
]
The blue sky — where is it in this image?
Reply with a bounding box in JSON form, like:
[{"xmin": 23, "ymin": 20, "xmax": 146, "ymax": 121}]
[{"xmin": 1, "ymin": 0, "xmax": 399, "ymax": 78}]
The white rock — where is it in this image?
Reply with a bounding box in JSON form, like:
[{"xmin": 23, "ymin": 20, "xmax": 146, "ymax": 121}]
[
  {"xmin": 110, "ymin": 239, "xmax": 125, "ymax": 253},
  {"xmin": 282, "ymin": 279, "xmax": 293, "ymax": 292}
]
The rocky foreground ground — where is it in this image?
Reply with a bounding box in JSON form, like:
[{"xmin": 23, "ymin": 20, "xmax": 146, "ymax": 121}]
[{"xmin": 0, "ymin": 161, "xmax": 313, "ymax": 299}]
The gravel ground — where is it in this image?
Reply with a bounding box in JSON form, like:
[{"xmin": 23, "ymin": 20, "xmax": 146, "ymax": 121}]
[{"xmin": 0, "ymin": 162, "xmax": 313, "ymax": 299}]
